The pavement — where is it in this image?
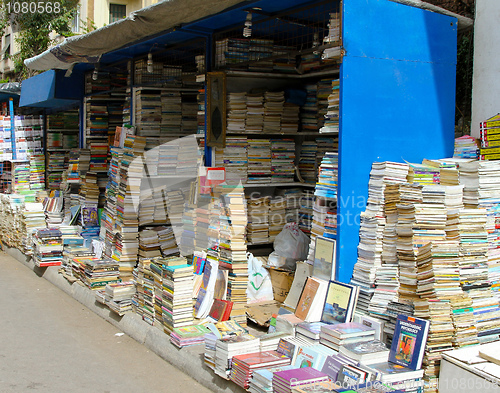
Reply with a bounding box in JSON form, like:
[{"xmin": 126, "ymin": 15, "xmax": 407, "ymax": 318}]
[{"xmin": 0, "ymin": 250, "xmax": 238, "ymax": 393}]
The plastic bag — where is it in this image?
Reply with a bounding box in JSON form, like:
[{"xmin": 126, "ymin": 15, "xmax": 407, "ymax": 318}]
[
  {"xmin": 246, "ymin": 252, "xmax": 274, "ymax": 304},
  {"xmin": 273, "ymin": 223, "xmax": 309, "ymax": 261}
]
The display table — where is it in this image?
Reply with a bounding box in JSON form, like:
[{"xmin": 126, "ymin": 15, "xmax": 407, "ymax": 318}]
[{"xmin": 440, "ymin": 342, "xmax": 500, "ymax": 393}]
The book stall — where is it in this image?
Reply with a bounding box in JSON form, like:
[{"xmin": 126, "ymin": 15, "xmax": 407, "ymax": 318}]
[{"xmin": 0, "ymin": 0, "xmax": 481, "ymax": 392}]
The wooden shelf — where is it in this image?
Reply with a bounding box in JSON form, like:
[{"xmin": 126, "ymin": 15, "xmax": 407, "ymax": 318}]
[{"xmin": 224, "ymin": 67, "xmax": 340, "ymax": 80}]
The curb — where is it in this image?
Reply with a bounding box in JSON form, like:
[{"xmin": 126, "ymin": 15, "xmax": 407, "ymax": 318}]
[{"xmin": 2, "ymin": 246, "xmax": 244, "ymax": 393}]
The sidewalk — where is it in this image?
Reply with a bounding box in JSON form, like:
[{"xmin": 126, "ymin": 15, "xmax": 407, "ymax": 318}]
[{"xmin": 1, "ymin": 246, "xmax": 244, "ymax": 393}]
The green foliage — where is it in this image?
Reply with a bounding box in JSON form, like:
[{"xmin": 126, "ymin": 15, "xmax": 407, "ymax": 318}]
[
  {"xmin": 0, "ymin": 0, "xmax": 79, "ymax": 80},
  {"xmin": 80, "ymin": 17, "xmax": 97, "ymax": 34},
  {"xmin": 455, "ymin": 30, "xmax": 474, "ymax": 135}
]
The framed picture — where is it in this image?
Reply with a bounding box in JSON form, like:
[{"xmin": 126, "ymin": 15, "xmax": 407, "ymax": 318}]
[
  {"xmin": 321, "ymin": 280, "xmax": 358, "ymax": 324},
  {"xmin": 313, "ymin": 236, "xmax": 337, "ymax": 281},
  {"xmin": 206, "ymin": 71, "xmax": 226, "ymax": 148}
]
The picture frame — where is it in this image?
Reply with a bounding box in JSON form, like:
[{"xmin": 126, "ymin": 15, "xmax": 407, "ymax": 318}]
[
  {"xmin": 206, "ymin": 71, "xmax": 227, "ymax": 148},
  {"xmin": 313, "ymin": 236, "xmax": 337, "ymax": 281},
  {"xmin": 321, "ymin": 280, "xmax": 358, "ymax": 324}
]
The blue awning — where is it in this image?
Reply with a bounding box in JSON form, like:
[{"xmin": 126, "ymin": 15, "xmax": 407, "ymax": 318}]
[{"xmin": 19, "ymin": 69, "xmax": 84, "ymax": 108}]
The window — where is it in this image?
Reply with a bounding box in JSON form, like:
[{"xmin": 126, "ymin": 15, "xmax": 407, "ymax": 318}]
[
  {"xmin": 71, "ymin": 6, "xmax": 80, "ymax": 33},
  {"xmin": 2, "ymin": 34, "xmax": 11, "ymax": 59},
  {"xmin": 109, "ymin": 4, "xmax": 126, "ymax": 23}
]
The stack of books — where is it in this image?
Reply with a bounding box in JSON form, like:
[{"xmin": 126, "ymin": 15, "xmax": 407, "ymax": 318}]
[
  {"xmin": 319, "ymin": 322, "xmax": 376, "ymax": 352},
  {"xmin": 218, "ymin": 185, "xmax": 248, "ymax": 326},
  {"xmin": 88, "ymin": 141, "xmax": 108, "ymax": 173},
  {"xmin": 280, "ymin": 188, "xmax": 302, "ymax": 224},
  {"xmin": 298, "ymin": 190, "xmax": 315, "ymax": 235},
  {"xmin": 86, "ymin": 101, "xmax": 108, "ymax": 138},
  {"xmin": 246, "ymin": 94, "xmax": 265, "ymax": 133},
  {"xmin": 407, "ymin": 163, "xmax": 440, "ymax": 185},
  {"xmin": 298, "ymin": 141, "xmax": 318, "ymax": 183},
  {"xmin": 350, "ymin": 162, "xmax": 409, "ymax": 314},
  {"xmin": 29, "ymin": 154, "xmax": 45, "ymax": 191},
  {"xmin": 161, "ymin": 258, "xmax": 194, "ymax": 334},
  {"xmin": 112, "ymin": 135, "xmax": 146, "ymax": 275},
  {"xmin": 263, "ymin": 91, "xmax": 284, "ymax": 133},
  {"xmin": 32, "ymin": 228, "xmax": 64, "ymax": 267},
  {"xmin": 270, "ymin": 139, "xmax": 295, "ymax": 183},
  {"xmin": 246, "ymin": 196, "xmax": 269, "ymax": 244},
  {"xmin": 215, "ymin": 136, "xmax": 248, "ymax": 184},
  {"xmin": 272, "ymin": 367, "xmax": 329, "ymax": 393},
  {"xmin": 300, "ymin": 84, "xmax": 319, "ymax": 131},
  {"xmin": 247, "ymin": 139, "xmax": 272, "ymax": 183},
  {"xmin": 181, "ymin": 92, "xmax": 198, "ymax": 135},
  {"xmin": 480, "ymin": 114, "xmax": 500, "ymax": 160},
  {"xmin": 47, "ymin": 152, "xmax": 66, "ymax": 189},
  {"xmin": 281, "ymin": 102, "xmax": 300, "ymax": 133},
  {"xmin": 169, "ymin": 324, "xmax": 210, "ymax": 348},
  {"xmin": 160, "ymin": 91, "xmax": 182, "ymax": 135},
  {"xmin": 138, "ymin": 229, "xmax": 162, "ymax": 259},
  {"xmin": 230, "ymin": 351, "xmax": 291, "ymax": 389},
  {"xmin": 104, "ymin": 281, "xmax": 136, "ymax": 315},
  {"xmin": 80, "ymin": 258, "xmax": 121, "ymax": 290},
  {"xmin": 320, "ymin": 79, "xmax": 340, "ymax": 134},
  {"xmin": 226, "ymin": 92, "xmax": 247, "ymax": 133},
  {"xmin": 314, "ymin": 152, "xmax": 338, "ymax": 199},
  {"xmin": 102, "ymin": 147, "xmax": 122, "ymax": 258},
  {"xmin": 214, "ymin": 334, "xmax": 260, "ymax": 379},
  {"xmin": 135, "ymin": 90, "xmax": 162, "ymax": 137},
  {"xmin": 450, "ymin": 294, "xmax": 478, "ymax": 347},
  {"xmin": 20, "ymin": 202, "xmax": 46, "ymax": 254}
]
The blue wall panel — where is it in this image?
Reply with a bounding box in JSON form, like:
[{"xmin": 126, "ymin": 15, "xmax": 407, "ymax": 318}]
[
  {"xmin": 336, "ymin": 0, "xmax": 457, "ymax": 283},
  {"xmin": 343, "ymin": 0, "xmax": 457, "ymax": 63}
]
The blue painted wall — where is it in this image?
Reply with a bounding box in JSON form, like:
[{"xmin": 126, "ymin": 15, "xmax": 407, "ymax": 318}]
[{"xmin": 336, "ymin": 0, "xmax": 457, "ymax": 283}]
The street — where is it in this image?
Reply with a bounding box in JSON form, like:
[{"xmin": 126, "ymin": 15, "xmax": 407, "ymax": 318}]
[{"xmin": 0, "ymin": 252, "xmax": 213, "ymax": 393}]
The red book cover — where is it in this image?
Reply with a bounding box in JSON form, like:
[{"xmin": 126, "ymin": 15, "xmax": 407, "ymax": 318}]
[
  {"xmin": 208, "ymin": 299, "xmax": 227, "ymax": 321},
  {"xmin": 221, "ymin": 300, "xmax": 233, "ymax": 321}
]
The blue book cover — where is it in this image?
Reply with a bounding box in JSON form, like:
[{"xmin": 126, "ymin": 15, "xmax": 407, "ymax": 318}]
[{"xmin": 389, "ymin": 314, "xmax": 430, "ymax": 371}]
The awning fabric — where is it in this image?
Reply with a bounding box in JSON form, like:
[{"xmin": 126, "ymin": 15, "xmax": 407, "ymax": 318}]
[
  {"xmin": 25, "ymin": 0, "xmax": 246, "ymax": 71},
  {"xmin": 25, "ymin": 0, "xmax": 473, "ymax": 72}
]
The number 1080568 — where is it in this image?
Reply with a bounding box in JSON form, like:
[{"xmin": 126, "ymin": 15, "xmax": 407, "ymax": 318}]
[{"xmin": 7, "ymin": 2, "xmax": 61, "ymax": 14}]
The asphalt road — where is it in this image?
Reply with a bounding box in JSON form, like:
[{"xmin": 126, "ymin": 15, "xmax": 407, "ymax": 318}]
[{"xmin": 0, "ymin": 252, "xmax": 213, "ymax": 393}]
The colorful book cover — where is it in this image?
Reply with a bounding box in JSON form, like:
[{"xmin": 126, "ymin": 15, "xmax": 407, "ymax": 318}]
[
  {"xmin": 295, "ymin": 277, "xmax": 320, "ymax": 320},
  {"xmin": 192, "ymin": 251, "xmax": 206, "ymax": 275},
  {"xmin": 389, "ymin": 315, "xmax": 430, "ymax": 371},
  {"xmin": 172, "ymin": 324, "xmax": 210, "ymax": 338},
  {"xmin": 320, "ymin": 280, "xmax": 357, "ymax": 324},
  {"xmin": 208, "ymin": 299, "xmax": 228, "ymax": 321}
]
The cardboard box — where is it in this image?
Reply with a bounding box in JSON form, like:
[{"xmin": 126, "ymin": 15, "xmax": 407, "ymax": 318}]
[{"xmin": 268, "ymin": 268, "xmax": 294, "ymax": 303}]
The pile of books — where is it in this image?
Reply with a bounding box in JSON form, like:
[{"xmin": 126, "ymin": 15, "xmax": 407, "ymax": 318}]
[
  {"xmin": 181, "ymin": 92, "xmax": 198, "ymax": 135},
  {"xmin": 247, "ymin": 196, "xmax": 269, "ymax": 245},
  {"xmin": 112, "ymin": 135, "xmax": 146, "ymax": 275},
  {"xmin": 32, "ymin": 228, "xmax": 63, "ymax": 267},
  {"xmin": 480, "ymin": 114, "xmax": 500, "ymax": 160},
  {"xmin": 246, "ymin": 94, "xmax": 265, "ymax": 132},
  {"xmin": 298, "ymin": 190, "xmax": 315, "ymax": 235},
  {"xmin": 135, "ymin": 90, "xmax": 162, "ymax": 137},
  {"xmin": 230, "ymin": 350, "xmax": 291, "ymax": 389},
  {"xmin": 214, "ymin": 334, "xmax": 260, "ymax": 379},
  {"xmin": 161, "ymin": 257, "xmax": 194, "ymax": 334},
  {"xmin": 29, "ymin": 154, "xmax": 45, "ymax": 191},
  {"xmin": 270, "ymin": 139, "xmax": 295, "ymax": 183},
  {"xmin": 301, "ymin": 84, "xmax": 319, "ymax": 131},
  {"xmin": 170, "ymin": 324, "xmax": 210, "ymax": 348},
  {"xmin": 80, "ymin": 258, "xmax": 121, "ymax": 290},
  {"xmin": 298, "ymin": 141, "xmax": 318, "ymax": 183},
  {"xmin": 215, "ymin": 136, "xmax": 248, "ymax": 184},
  {"xmin": 104, "ymin": 281, "xmax": 136, "ymax": 315},
  {"xmin": 247, "ymin": 139, "xmax": 272, "ymax": 183},
  {"xmin": 217, "ymin": 185, "xmax": 248, "ymax": 325},
  {"xmin": 320, "ymin": 79, "xmax": 340, "ymax": 133}
]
